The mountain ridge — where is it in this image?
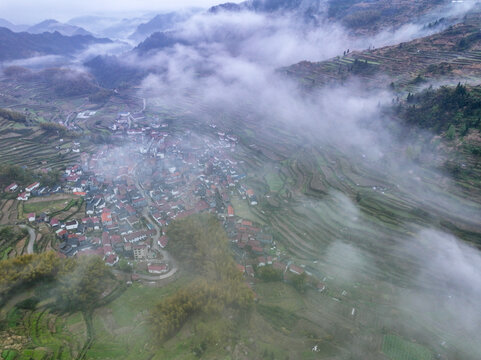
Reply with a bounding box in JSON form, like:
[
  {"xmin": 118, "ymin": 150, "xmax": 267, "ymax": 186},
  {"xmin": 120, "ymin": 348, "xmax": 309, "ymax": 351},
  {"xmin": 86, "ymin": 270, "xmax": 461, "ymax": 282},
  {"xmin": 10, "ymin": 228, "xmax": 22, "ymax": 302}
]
[{"xmin": 0, "ymin": 27, "xmax": 112, "ymax": 61}]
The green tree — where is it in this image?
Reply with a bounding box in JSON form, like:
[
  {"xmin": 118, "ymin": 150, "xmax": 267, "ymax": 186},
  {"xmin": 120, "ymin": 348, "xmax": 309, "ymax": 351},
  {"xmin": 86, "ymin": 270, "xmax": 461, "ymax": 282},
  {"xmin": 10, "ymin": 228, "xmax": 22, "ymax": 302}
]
[
  {"xmin": 292, "ymin": 273, "xmax": 307, "ymax": 293},
  {"xmin": 56, "ymin": 256, "xmax": 112, "ymax": 311},
  {"xmin": 118, "ymin": 259, "xmax": 133, "ymax": 273},
  {"xmin": 446, "ymin": 124, "xmax": 456, "ymax": 140},
  {"xmin": 257, "ymin": 266, "xmax": 283, "ymax": 282}
]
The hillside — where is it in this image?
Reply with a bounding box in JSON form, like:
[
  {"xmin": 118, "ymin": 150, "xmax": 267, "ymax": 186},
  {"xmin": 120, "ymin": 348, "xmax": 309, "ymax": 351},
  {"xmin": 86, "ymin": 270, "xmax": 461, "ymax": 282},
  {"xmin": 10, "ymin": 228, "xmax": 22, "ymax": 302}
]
[
  {"xmin": 210, "ymin": 0, "xmax": 452, "ymax": 32},
  {"xmin": 3, "ymin": 67, "xmax": 100, "ymax": 97},
  {"xmin": 0, "ymin": 18, "xmax": 27, "ymax": 33},
  {"xmin": 0, "ymin": 27, "xmax": 111, "ymax": 61},
  {"xmin": 283, "ymin": 10, "xmax": 481, "ymax": 90},
  {"xmin": 129, "ymin": 10, "xmax": 199, "ymax": 41},
  {"xmin": 327, "ymin": 0, "xmax": 447, "ymax": 32}
]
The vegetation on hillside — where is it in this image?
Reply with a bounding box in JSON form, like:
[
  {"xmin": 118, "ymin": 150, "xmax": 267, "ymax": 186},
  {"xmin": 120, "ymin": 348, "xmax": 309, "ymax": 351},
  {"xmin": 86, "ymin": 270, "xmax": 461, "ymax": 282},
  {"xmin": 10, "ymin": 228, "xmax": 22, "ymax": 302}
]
[
  {"xmin": 0, "ymin": 226, "xmax": 28, "ymax": 260},
  {"xmin": 0, "ymin": 108, "xmax": 26, "ymax": 123},
  {"xmin": 0, "ymin": 164, "xmax": 60, "ymax": 188},
  {"xmin": 151, "ymin": 214, "xmax": 253, "ymax": 344},
  {"xmin": 39, "ymin": 122, "xmax": 67, "ymax": 135},
  {"xmin": 396, "ymin": 84, "xmax": 481, "ymax": 137},
  {"xmin": 0, "ymin": 252, "xmax": 114, "ymax": 311},
  {"xmin": 3, "ymin": 66, "xmax": 100, "ymax": 97}
]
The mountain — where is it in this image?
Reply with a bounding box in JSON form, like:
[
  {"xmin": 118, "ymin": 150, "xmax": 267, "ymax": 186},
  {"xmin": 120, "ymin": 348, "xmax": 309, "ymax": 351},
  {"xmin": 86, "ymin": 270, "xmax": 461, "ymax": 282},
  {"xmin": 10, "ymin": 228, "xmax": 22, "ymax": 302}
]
[
  {"xmin": 134, "ymin": 31, "xmax": 191, "ymax": 54},
  {"xmin": 3, "ymin": 67, "xmax": 100, "ymax": 97},
  {"xmin": 209, "ymin": 0, "xmax": 326, "ymax": 23},
  {"xmin": 0, "ymin": 27, "xmax": 112, "ymax": 61},
  {"xmin": 129, "ymin": 9, "xmax": 201, "ymax": 41},
  {"xmin": 68, "ymin": 15, "xmax": 149, "ymax": 40},
  {"xmin": 84, "ymin": 55, "xmax": 146, "ymax": 88},
  {"xmin": 27, "ymin": 19, "xmax": 92, "ymax": 36},
  {"xmin": 210, "ymin": 0, "xmax": 452, "ymax": 33},
  {"xmin": 327, "ymin": 0, "xmax": 448, "ymax": 32},
  {"xmin": 0, "ymin": 18, "xmax": 28, "ymax": 32}
]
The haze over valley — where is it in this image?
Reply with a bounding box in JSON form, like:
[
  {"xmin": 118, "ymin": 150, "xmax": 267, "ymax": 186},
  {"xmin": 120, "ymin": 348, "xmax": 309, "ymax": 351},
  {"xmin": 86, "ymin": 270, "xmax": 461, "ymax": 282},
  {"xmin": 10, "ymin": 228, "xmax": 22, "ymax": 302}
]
[{"xmin": 0, "ymin": 1, "xmax": 481, "ymax": 359}]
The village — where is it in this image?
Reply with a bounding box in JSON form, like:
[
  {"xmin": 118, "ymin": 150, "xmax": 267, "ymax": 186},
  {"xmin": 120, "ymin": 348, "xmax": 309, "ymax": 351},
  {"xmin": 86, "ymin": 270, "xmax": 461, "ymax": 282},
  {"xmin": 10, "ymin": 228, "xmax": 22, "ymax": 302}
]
[{"xmin": 3, "ymin": 113, "xmax": 326, "ymax": 290}]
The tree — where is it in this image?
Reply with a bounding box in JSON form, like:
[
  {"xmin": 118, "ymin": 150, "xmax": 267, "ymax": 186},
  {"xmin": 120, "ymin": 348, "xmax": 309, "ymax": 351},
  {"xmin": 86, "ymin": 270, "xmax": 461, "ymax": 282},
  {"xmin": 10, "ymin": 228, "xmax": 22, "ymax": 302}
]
[
  {"xmin": 40, "ymin": 122, "xmax": 67, "ymax": 135},
  {"xmin": 56, "ymin": 255, "xmax": 112, "ymax": 311},
  {"xmin": 292, "ymin": 273, "xmax": 307, "ymax": 293},
  {"xmin": 118, "ymin": 259, "xmax": 132, "ymax": 273},
  {"xmin": 446, "ymin": 124, "xmax": 456, "ymax": 140},
  {"xmin": 0, "ymin": 108, "xmax": 26, "ymax": 123},
  {"xmin": 257, "ymin": 266, "xmax": 283, "ymax": 282}
]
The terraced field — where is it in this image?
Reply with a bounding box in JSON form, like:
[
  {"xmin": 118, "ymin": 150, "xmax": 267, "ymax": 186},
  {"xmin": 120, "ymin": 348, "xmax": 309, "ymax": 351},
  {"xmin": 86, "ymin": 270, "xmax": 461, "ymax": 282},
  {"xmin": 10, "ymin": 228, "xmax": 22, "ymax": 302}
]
[
  {"xmin": 141, "ymin": 87, "xmax": 481, "ymax": 359},
  {"xmin": 284, "ymin": 12, "xmax": 481, "ymax": 90},
  {"xmin": 1, "ymin": 307, "xmax": 87, "ymax": 360},
  {"xmin": 0, "ymin": 118, "xmax": 84, "ymax": 171}
]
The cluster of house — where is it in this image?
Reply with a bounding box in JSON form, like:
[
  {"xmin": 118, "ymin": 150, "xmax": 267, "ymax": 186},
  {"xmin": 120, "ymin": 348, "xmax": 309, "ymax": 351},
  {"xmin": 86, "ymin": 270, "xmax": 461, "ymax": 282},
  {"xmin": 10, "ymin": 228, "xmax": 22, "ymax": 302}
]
[
  {"xmin": 4, "ymin": 181, "xmax": 62, "ymax": 201},
  {"xmin": 5, "ymin": 119, "xmax": 323, "ymax": 288},
  {"xmin": 6, "ymin": 181, "xmax": 61, "ymax": 201},
  {"xmin": 49, "ymin": 157, "xmax": 163, "ymax": 268}
]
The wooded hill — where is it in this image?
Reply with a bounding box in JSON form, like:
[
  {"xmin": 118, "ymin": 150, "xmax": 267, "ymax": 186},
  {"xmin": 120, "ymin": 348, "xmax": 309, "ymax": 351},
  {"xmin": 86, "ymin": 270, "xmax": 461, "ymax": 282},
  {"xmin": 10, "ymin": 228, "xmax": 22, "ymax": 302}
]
[{"xmin": 151, "ymin": 214, "xmax": 253, "ymax": 344}]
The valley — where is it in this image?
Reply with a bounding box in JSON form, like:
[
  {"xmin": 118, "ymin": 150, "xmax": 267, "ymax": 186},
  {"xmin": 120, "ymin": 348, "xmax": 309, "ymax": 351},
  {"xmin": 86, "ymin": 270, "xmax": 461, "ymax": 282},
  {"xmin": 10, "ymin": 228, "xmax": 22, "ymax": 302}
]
[{"xmin": 0, "ymin": 1, "xmax": 481, "ymax": 360}]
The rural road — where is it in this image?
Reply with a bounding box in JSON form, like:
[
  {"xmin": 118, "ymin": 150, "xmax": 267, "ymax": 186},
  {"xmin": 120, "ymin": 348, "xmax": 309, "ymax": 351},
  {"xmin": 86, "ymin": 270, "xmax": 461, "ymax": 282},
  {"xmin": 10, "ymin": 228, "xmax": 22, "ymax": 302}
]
[
  {"xmin": 19, "ymin": 225, "xmax": 36, "ymax": 254},
  {"xmin": 131, "ymin": 172, "xmax": 179, "ymax": 280}
]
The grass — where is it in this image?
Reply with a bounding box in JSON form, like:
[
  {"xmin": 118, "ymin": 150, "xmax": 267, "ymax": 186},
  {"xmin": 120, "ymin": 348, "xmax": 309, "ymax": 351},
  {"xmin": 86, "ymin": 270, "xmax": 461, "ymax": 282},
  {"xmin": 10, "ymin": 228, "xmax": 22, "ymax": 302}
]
[
  {"xmin": 255, "ymin": 282, "xmax": 305, "ymax": 312},
  {"xmin": 23, "ymin": 199, "xmax": 73, "ymax": 215},
  {"xmin": 6, "ymin": 307, "xmax": 22, "ymax": 328},
  {"xmin": 1, "ymin": 246, "xmax": 13, "ymax": 260},
  {"xmin": 257, "ymin": 304, "xmax": 300, "ymax": 331},
  {"xmin": 382, "ymin": 334, "xmax": 433, "ymax": 360},
  {"xmin": 86, "ymin": 279, "xmax": 189, "ymax": 359},
  {"xmin": 1, "ymin": 350, "xmax": 18, "ymax": 360},
  {"xmin": 230, "ymin": 196, "xmax": 265, "ymax": 224},
  {"xmin": 265, "ymin": 171, "xmax": 284, "ymax": 192}
]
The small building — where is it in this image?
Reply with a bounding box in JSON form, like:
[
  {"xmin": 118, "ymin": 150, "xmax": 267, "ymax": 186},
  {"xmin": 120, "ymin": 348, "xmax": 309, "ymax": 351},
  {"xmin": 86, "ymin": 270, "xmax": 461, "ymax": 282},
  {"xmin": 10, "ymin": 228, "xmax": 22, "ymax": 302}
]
[
  {"xmin": 17, "ymin": 192, "xmax": 29, "ymax": 201},
  {"xmin": 65, "ymin": 220, "xmax": 79, "ymax": 231},
  {"xmin": 104, "ymin": 254, "xmax": 119, "ymax": 266},
  {"xmin": 289, "ymin": 264, "xmax": 305, "ymax": 276},
  {"xmin": 5, "ymin": 183, "xmax": 18, "ymax": 192},
  {"xmin": 158, "ymin": 235, "xmax": 168, "ymax": 248},
  {"xmin": 148, "ymin": 263, "xmax": 168, "ymax": 274},
  {"xmin": 26, "ymin": 182, "xmax": 40, "ymax": 192},
  {"xmin": 27, "ymin": 213, "xmax": 36, "ymax": 222},
  {"xmin": 133, "ymin": 244, "xmax": 147, "ymax": 260},
  {"xmin": 227, "ymin": 205, "xmax": 234, "ymax": 217},
  {"xmin": 101, "ymin": 211, "xmax": 112, "ymax": 225},
  {"xmin": 257, "ymin": 256, "xmax": 266, "ymax": 267}
]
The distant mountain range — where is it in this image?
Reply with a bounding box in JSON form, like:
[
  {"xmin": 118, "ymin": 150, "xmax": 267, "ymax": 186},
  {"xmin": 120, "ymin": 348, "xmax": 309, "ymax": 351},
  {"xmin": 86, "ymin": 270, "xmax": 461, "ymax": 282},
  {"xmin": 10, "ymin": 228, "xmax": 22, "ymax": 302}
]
[
  {"xmin": 0, "ymin": 18, "xmax": 28, "ymax": 32},
  {"xmin": 210, "ymin": 0, "xmax": 450, "ymax": 31},
  {"xmin": 129, "ymin": 9, "xmax": 201, "ymax": 41},
  {"xmin": 26, "ymin": 19, "xmax": 91, "ymax": 36},
  {"xmin": 0, "ymin": 18, "xmax": 91, "ymax": 36},
  {"xmin": 0, "ymin": 27, "xmax": 112, "ymax": 61},
  {"xmin": 68, "ymin": 15, "xmax": 150, "ymax": 40},
  {"xmin": 209, "ymin": 0, "xmax": 326, "ymax": 23}
]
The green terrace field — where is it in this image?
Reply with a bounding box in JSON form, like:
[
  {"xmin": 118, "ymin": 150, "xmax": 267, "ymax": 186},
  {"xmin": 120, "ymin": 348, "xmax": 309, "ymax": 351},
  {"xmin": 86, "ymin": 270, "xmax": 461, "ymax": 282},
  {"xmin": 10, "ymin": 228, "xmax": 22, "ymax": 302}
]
[
  {"xmin": 0, "ymin": 117, "xmax": 85, "ymax": 171},
  {"xmin": 283, "ymin": 14, "xmax": 481, "ymax": 91},
  {"xmin": 382, "ymin": 335, "xmax": 432, "ymax": 360}
]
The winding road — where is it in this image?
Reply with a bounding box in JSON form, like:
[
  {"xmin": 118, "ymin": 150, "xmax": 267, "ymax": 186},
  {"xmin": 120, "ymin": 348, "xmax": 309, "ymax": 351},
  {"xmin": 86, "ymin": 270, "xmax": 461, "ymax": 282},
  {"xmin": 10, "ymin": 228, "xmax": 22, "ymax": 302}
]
[
  {"xmin": 131, "ymin": 172, "xmax": 179, "ymax": 281},
  {"xmin": 19, "ymin": 225, "xmax": 36, "ymax": 254}
]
